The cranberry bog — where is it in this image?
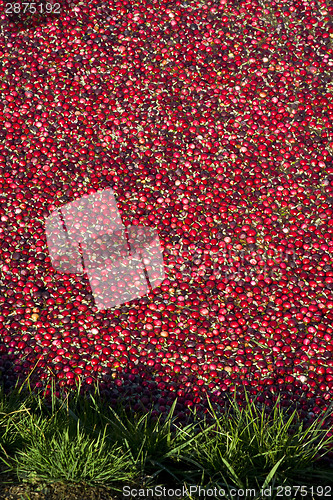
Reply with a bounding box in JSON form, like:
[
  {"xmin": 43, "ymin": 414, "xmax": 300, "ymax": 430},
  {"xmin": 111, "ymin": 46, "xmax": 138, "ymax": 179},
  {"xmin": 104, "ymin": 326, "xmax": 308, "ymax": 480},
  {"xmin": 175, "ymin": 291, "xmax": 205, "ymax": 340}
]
[{"xmin": 0, "ymin": 0, "xmax": 333, "ymax": 491}]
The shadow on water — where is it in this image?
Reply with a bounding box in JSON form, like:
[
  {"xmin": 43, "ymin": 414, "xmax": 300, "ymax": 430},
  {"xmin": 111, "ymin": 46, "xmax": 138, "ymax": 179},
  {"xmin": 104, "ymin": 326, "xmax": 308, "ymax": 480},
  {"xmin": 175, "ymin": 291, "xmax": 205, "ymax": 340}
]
[{"xmin": 0, "ymin": 342, "xmax": 16, "ymax": 393}]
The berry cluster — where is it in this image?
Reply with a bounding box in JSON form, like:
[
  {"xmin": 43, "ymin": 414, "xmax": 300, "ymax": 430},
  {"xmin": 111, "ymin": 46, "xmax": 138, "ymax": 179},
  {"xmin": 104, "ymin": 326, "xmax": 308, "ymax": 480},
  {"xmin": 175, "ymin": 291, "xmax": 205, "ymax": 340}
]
[{"xmin": 0, "ymin": 0, "xmax": 332, "ymax": 423}]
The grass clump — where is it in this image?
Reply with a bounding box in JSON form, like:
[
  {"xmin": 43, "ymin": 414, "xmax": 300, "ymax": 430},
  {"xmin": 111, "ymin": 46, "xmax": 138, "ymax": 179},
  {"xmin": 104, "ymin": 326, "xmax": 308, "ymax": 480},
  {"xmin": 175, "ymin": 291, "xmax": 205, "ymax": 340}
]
[
  {"xmin": 0, "ymin": 382, "xmax": 332, "ymax": 499},
  {"xmin": 191, "ymin": 393, "xmax": 333, "ymax": 495},
  {"xmin": 13, "ymin": 422, "xmax": 132, "ymax": 487}
]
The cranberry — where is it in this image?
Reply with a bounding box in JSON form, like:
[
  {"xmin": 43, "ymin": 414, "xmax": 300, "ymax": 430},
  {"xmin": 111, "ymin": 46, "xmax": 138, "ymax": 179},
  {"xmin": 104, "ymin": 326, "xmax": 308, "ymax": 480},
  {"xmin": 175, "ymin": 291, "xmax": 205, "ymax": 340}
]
[{"xmin": 0, "ymin": 0, "xmax": 332, "ymax": 429}]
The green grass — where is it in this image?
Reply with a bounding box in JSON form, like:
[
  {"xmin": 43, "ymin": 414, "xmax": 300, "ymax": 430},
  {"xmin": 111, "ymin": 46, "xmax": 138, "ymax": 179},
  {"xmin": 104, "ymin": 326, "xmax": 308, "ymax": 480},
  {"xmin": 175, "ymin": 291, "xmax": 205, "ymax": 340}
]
[
  {"xmin": 191, "ymin": 394, "xmax": 333, "ymax": 494},
  {"xmin": 0, "ymin": 381, "xmax": 332, "ymax": 500}
]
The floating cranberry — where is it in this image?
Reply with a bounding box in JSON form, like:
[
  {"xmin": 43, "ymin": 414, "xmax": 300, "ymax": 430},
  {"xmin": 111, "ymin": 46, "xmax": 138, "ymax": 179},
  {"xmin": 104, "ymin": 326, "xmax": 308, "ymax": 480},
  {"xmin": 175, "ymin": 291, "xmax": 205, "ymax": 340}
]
[{"xmin": 0, "ymin": 0, "xmax": 332, "ymax": 428}]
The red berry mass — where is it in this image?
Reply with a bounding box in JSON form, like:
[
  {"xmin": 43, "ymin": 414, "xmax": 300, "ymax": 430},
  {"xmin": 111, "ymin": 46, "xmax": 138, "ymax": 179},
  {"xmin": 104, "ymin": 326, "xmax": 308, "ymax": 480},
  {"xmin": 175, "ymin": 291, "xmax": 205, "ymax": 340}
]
[{"xmin": 0, "ymin": 0, "xmax": 332, "ymax": 422}]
